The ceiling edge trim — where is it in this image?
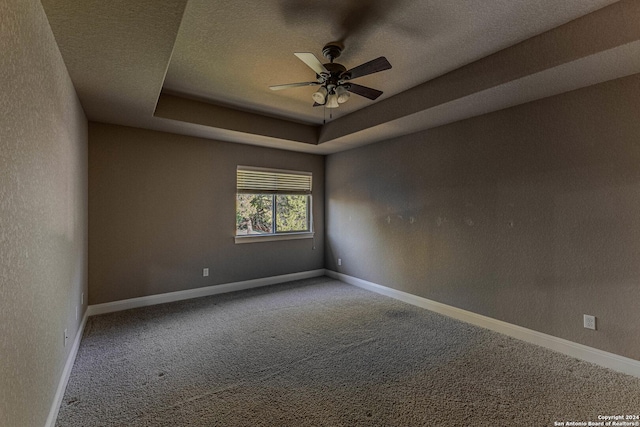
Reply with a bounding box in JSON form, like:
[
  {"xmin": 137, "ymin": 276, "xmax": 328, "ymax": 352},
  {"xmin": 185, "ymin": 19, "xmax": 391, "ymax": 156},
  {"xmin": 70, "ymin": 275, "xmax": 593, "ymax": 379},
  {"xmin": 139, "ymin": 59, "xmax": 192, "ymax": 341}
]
[{"xmin": 154, "ymin": 93, "xmax": 319, "ymax": 145}]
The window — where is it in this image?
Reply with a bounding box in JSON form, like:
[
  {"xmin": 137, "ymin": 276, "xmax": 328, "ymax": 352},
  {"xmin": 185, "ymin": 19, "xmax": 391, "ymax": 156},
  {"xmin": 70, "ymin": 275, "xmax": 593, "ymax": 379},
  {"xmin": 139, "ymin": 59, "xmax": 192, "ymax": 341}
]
[{"xmin": 235, "ymin": 166, "xmax": 313, "ymax": 243}]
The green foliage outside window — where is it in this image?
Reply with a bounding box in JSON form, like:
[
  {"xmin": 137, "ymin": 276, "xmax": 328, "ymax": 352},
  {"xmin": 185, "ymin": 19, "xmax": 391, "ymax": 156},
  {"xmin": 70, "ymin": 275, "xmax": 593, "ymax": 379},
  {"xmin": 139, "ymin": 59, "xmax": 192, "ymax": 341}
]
[
  {"xmin": 236, "ymin": 194, "xmax": 309, "ymax": 235},
  {"xmin": 276, "ymin": 195, "xmax": 308, "ymax": 232}
]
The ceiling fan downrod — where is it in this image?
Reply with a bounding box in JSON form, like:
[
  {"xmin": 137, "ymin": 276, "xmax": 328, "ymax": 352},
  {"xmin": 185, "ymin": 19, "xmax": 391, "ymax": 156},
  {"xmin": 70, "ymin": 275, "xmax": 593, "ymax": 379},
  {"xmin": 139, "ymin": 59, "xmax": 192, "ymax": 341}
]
[{"xmin": 322, "ymin": 42, "xmax": 343, "ymax": 63}]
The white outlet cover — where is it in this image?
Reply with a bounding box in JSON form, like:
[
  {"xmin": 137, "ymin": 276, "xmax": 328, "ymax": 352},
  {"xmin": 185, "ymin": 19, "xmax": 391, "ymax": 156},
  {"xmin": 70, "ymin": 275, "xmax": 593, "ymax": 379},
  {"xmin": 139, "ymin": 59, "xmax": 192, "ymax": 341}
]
[
  {"xmin": 583, "ymin": 314, "xmax": 596, "ymax": 330},
  {"xmin": 203, "ymin": 268, "xmax": 209, "ymax": 277},
  {"xmin": 338, "ymin": 258, "xmax": 342, "ymax": 266}
]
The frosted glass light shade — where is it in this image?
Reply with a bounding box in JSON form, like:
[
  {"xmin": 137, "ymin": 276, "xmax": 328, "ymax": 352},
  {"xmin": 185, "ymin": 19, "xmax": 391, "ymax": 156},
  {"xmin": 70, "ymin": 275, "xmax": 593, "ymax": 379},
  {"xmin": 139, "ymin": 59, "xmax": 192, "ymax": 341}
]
[
  {"xmin": 336, "ymin": 85, "xmax": 350, "ymax": 103},
  {"xmin": 312, "ymin": 86, "xmax": 327, "ymax": 104},
  {"xmin": 326, "ymin": 93, "xmax": 339, "ymax": 108}
]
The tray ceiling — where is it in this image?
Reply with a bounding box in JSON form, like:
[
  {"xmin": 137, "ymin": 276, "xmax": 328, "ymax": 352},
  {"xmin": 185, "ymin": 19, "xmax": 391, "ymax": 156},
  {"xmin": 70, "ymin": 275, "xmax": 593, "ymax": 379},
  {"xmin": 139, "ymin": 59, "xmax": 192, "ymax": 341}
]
[{"xmin": 42, "ymin": 0, "xmax": 639, "ymax": 154}]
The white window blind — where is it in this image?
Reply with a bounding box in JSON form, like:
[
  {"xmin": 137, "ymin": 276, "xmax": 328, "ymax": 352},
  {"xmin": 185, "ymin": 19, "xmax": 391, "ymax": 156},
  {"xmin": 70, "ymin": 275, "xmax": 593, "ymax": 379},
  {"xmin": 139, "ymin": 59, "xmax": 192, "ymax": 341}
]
[{"xmin": 237, "ymin": 166, "xmax": 312, "ymax": 195}]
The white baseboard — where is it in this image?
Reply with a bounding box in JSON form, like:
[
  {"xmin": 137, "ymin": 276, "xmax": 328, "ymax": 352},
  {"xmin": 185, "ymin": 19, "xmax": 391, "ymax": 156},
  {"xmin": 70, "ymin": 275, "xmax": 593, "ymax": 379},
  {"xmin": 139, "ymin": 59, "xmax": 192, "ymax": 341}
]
[
  {"xmin": 87, "ymin": 269, "xmax": 326, "ymax": 316},
  {"xmin": 43, "ymin": 269, "xmax": 640, "ymax": 427},
  {"xmin": 326, "ymin": 270, "xmax": 640, "ymax": 379},
  {"xmin": 45, "ymin": 310, "xmax": 88, "ymax": 427},
  {"xmin": 45, "ymin": 269, "xmax": 324, "ymax": 426}
]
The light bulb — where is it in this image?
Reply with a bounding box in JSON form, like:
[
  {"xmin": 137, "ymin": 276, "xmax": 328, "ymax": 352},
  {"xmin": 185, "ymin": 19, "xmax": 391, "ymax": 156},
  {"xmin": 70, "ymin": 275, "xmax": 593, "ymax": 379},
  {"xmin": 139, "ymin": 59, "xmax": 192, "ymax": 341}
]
[
  {"xmin": 312, "ymin": 86, "xmax": 327, "ymax": 104},
  {"xmin": 336, "ymin": 85, "xmax": 350, "ymax": 103},
  {"xmin": 326, "ymin": 93, "xmax": 339, "ymax": 108}
]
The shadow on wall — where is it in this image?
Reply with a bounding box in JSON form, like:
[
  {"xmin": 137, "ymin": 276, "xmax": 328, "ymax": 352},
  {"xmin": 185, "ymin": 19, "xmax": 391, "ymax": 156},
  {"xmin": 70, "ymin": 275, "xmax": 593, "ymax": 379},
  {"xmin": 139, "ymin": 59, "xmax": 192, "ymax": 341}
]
[{"xmin": 325, "ymin": 75, "xmax": 640, "ymax": 360}]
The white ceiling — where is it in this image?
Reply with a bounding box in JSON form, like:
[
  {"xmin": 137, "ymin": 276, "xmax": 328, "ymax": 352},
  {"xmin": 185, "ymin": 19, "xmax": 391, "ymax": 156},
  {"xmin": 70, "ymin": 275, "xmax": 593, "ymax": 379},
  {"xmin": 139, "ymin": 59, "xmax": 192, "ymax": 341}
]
[{"xmin": 41, "ymin": 0, "xmax": 638, "ymax": 154}]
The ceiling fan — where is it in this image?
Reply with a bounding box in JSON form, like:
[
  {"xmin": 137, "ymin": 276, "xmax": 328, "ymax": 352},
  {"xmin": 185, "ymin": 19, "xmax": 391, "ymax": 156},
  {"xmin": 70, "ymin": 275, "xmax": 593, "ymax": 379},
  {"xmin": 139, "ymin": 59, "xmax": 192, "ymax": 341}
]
[{"xmin": 269, "ymin": 42, "xmax": 392, "ymax": 108}]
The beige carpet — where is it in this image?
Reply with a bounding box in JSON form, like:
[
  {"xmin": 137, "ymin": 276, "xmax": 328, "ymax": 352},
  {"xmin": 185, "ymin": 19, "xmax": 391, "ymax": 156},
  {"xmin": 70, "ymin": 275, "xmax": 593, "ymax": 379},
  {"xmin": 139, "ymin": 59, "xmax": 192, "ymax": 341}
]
[{"xmin": 56, "ymin": 277, "xmax": 640, "ymax": 426}]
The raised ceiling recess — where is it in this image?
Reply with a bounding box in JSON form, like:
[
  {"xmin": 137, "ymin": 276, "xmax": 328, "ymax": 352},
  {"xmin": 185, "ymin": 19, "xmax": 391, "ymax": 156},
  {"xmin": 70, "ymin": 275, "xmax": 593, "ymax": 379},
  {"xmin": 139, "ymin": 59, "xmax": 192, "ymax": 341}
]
[{"xmin": 41, "ymin": 0, "xmax": 640, "ymax": 154}]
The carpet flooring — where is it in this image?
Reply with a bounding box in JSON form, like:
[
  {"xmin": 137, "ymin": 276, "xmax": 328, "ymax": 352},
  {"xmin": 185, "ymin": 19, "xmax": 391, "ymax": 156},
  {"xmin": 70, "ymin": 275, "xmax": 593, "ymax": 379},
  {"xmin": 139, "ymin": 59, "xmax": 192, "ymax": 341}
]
[{"xmin": 56, "ymin": 277, "xmax": 640, "ymax": 426}]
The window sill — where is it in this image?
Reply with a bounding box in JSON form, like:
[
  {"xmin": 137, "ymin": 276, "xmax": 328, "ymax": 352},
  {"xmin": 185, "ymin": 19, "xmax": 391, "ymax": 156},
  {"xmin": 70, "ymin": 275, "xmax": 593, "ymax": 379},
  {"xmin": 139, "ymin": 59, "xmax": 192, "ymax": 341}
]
[{"xmin": 234, "ymin": 232, "xmax": 315, "ymax": 244}]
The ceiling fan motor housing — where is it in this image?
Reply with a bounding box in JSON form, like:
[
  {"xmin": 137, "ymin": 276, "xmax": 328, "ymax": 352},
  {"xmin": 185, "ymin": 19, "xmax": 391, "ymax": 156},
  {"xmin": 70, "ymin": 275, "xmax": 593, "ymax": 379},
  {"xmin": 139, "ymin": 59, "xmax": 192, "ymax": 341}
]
[{"xmin": 321, "ymin": 62, "xmax": 348, "ymax": 91}]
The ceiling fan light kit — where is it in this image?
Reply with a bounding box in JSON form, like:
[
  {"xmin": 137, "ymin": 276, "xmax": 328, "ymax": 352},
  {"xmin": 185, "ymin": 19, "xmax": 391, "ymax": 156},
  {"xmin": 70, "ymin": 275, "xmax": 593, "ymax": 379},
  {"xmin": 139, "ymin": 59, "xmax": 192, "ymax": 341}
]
[{"xmin": 270, "ymin": 42, "xmax": 392, "ymax": 109}]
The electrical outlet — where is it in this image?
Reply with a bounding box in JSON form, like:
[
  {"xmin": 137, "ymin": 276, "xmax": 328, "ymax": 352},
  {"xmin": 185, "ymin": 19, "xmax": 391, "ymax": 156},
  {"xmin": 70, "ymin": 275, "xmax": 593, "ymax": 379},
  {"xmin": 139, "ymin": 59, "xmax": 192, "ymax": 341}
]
[
  {"xmin": 584, "ymin": 314, "xmax": 596, "ymax": 330},
  {"xmin": 81, "ymin": 292, "xmax": 84, "ymax": 305},
  {"xmin": 203, "ymin": 268, "xmax": 209, "ymax": 277},
  {"xmin": 338, "ymin": 258, "xmax": 342, "ymax": 266},
  {"xmin": 64, "ymin": 329, "xmax": 69, "ymax": 347}
]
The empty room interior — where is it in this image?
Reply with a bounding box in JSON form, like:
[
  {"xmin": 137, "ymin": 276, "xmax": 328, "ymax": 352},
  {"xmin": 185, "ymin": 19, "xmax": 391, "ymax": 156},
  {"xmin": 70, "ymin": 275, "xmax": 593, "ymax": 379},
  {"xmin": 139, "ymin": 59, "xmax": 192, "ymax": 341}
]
[{"xmin": 3, "ymin": 0, "xmax": 640, "ymax": 426}]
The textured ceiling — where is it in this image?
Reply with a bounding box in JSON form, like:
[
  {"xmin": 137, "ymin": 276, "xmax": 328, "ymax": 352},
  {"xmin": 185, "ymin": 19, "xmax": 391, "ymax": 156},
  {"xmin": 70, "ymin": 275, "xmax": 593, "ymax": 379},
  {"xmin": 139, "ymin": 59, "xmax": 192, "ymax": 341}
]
[
  {"xmin": 41, "ymin": 0, "xmax": 188, "ymax": 126},
  {"xmin": 42, "ymin": 0, "xmax": 640, "ymax": 154},
  {"xmin": 163, "ymin": 0, "xmax": 617, "ymax": 124}
]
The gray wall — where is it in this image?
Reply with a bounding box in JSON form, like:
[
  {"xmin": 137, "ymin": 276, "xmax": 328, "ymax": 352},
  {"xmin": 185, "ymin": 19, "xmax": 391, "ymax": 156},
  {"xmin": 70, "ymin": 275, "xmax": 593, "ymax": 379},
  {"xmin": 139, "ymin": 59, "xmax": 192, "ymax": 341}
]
[
  {"xmin": 0, "ymin": 1, "xmax": 88, "ymax": 426},
  {"xmin": 326, "ymin": 74, "xmax": 640, "ymax": 361},
  {"xmin": 89, "ymin": 123, "xmax": 324, "ymax": 304}
]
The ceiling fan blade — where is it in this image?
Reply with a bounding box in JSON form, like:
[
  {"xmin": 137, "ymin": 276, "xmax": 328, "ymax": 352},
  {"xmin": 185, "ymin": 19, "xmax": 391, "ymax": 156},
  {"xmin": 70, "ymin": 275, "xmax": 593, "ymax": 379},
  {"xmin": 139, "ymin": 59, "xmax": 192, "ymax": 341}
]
[
  {"xmin": 346, "ymin": 83, "xmax": 383, "ymax": 100},
  {"xmin": 342, "ymin": 56, "xmax": 391, "ymax": 80},
  {"xmin": 269, "ymin": 82, "xmax": 320, "ymax": 91},
  {"xmin": 294, "ymin": 52, "xmax": 329, "ymax": 75}
]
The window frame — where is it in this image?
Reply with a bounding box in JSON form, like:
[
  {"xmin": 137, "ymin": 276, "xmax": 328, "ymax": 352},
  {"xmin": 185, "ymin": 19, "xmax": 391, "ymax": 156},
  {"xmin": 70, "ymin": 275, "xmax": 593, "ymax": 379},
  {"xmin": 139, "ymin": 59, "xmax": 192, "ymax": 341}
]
[{"xmin": 234, "ymin": 166, "xmax": 314, "ymax": 244}]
